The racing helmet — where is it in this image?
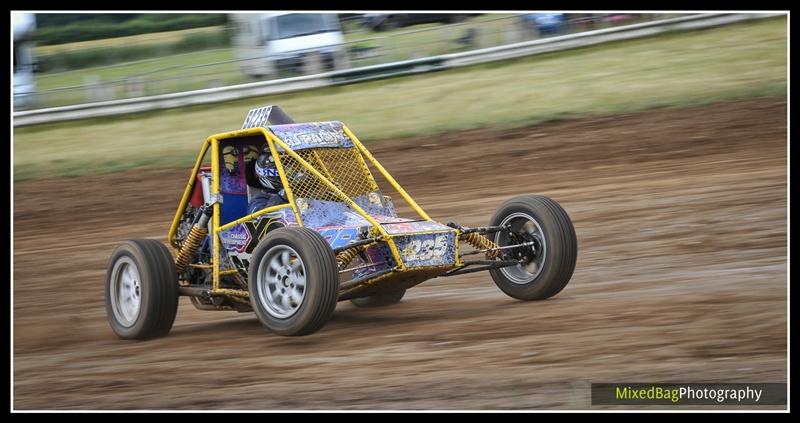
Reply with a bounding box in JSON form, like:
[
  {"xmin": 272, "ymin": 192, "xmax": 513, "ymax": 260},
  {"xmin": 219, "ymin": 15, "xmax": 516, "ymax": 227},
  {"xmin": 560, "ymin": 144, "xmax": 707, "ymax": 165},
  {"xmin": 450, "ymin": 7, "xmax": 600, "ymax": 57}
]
[{"xmin": 254, "ymin": 151, "xmax": 282, "ymax": 191}]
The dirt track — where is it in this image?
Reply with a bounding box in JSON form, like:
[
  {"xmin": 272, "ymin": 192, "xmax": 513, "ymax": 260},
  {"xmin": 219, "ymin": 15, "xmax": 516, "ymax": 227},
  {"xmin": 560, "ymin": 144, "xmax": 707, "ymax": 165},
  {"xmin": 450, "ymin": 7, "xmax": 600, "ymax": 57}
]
[{"xmin": 13, "ymin": 98, "xmax": 787, "ymax": 409}]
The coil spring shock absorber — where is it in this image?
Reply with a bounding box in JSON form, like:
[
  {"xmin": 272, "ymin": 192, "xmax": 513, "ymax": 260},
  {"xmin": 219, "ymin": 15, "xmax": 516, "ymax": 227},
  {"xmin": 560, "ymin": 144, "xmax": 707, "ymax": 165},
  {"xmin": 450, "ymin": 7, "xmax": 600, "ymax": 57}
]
[
  {"xmin": 336, "ymin": 246, "xmax": 364, "ymax": 269},
  {"xmin": 176, "ymin": 205, "xmax": 213, "ymax": 273},
  {"xmin": 460, "ymin": 232, "xmax": 502, "ymax": 258}
]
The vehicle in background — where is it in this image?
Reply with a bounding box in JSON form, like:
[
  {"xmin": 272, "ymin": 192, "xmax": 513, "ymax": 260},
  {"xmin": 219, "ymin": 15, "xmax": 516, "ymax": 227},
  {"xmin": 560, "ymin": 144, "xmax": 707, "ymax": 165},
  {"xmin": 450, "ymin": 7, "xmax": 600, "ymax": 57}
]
[
  {"xmin": 13, "ymin": 13, "xmax": 37, "ymax": 110},
  {"xmin": 363, "ymin": 13, "xmax": 471, "ymax": 31},
  {"xmin": 230, "ymin": 13, "xmax": 349, "ymax": 79},
  {"xmin": 520, "ymin": 13, "xmax": 567, "ymax": 37}
]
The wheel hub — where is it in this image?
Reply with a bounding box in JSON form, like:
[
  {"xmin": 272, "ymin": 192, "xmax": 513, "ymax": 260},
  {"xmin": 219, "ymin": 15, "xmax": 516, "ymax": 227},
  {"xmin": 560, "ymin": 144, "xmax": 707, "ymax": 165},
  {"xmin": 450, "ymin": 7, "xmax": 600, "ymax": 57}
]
[
  {"xmin": 257, "ymin": 245, "xmax": 307, "ymax": 319},
  {"xmin": 110, "ymin": 257, "xmax": 142, "ymax": 328},
  {"xmin": 495, "ymin": 213, "xmax": 547, "ymax": 284}
]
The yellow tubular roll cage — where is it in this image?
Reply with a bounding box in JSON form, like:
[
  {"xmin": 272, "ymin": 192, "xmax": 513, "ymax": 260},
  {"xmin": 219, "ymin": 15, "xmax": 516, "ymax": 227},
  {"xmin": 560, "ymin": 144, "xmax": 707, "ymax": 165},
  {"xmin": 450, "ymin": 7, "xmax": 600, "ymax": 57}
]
[{"xmin": 167, "ymin": 125, "xmax": 440, "ymax": 294}]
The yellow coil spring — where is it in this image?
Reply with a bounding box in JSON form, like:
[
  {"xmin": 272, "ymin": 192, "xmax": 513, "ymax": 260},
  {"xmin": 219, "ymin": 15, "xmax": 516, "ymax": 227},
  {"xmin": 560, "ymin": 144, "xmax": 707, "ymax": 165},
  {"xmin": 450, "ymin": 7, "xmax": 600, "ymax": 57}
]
[
  {"xmin": 176, "ymin": 225, "xmax": 208, "ymax": 273},
  {"xmin": 336, "ymin": 246, "xmax": 363, "ymax": 269},
  {"xmin": 460, "ymin": 232, "xmax": 502, "ymax": 258}
]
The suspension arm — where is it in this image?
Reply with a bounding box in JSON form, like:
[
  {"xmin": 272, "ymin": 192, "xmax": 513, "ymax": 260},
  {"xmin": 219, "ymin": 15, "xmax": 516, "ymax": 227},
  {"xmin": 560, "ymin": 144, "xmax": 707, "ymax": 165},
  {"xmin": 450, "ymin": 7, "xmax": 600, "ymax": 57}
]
[{"xmin": 440, "ymin": 259, "xmax": 522, "ymax": 277}]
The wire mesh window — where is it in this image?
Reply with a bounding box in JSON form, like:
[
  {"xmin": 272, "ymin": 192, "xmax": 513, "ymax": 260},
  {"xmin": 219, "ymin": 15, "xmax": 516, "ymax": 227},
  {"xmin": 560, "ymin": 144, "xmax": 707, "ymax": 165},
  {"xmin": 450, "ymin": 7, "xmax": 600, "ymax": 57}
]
[{"xmin": 277, "ymin": 146, "xmax": 409, "ymax": 223}]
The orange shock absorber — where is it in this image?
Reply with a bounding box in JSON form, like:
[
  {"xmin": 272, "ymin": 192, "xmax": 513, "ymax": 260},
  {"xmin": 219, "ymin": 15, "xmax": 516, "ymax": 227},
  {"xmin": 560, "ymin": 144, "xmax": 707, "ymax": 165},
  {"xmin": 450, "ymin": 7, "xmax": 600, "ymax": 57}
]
[
  {"xmin": 176, "ymin": 206, "xmax": 213, "ymax": 273},
  {"xmin": 336, "ymin": 246, "xmax": 364, "ymax": 269},
  {"xmin": 460, "ymin": 232, "xmax": 502, "ymax": 258}
]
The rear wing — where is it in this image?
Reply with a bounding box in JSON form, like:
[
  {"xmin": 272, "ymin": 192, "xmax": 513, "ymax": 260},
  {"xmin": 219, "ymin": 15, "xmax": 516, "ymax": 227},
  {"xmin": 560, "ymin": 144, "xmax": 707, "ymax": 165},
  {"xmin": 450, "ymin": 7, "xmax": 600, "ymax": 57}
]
[{"xmin": 242, "ymin": 105, "xmax": 295, "ymax": 129}]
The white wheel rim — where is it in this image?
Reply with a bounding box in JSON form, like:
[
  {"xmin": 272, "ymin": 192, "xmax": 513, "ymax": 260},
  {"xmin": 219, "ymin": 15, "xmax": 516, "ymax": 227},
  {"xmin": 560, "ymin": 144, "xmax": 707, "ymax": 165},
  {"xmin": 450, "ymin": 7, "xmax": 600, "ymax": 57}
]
[
  {"xmin": 256, "ymin": 245, "xmax": 307, "ymax": 319},
  {"xmin": 495, "ymin": 212, "xmax": 547, "ymax": 284},
  {"xmin": 110, "ymin": 256, "xmax": 142, "ymax": 327}
]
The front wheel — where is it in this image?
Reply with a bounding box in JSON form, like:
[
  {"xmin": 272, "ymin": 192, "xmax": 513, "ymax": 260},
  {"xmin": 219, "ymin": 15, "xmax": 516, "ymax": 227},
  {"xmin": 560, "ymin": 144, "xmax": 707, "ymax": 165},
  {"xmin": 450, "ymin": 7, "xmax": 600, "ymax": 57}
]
[
  {"xmin": 105, "ymin": 240, "xmax": 179, "ymax": 339},
  {"xmin": 489, "ymin": 195, "xmax": 577, "ymax": 300},
  {"xmin": 248, "ymin": 227, "xmax": 339, "ymax": 336}
]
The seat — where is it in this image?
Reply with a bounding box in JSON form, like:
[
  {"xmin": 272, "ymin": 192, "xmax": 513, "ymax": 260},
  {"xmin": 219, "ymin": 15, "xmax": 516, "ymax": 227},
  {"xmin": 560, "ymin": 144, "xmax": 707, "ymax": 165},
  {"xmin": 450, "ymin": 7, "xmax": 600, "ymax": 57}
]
[
  {"xmin": 219, "ymin": 143, "xmax": 259, "ymax": 225},
  {"xmin": 188, "ymin": 139, "xmax": 266, "ymax": 226}
]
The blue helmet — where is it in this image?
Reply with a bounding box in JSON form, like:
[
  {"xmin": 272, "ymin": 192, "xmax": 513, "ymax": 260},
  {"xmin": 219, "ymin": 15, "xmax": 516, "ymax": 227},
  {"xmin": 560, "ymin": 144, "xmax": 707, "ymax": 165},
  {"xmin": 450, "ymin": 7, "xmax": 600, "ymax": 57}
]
[{"xmin": 254, "ymin": 152, "xmax": 282, "ymax": 191}]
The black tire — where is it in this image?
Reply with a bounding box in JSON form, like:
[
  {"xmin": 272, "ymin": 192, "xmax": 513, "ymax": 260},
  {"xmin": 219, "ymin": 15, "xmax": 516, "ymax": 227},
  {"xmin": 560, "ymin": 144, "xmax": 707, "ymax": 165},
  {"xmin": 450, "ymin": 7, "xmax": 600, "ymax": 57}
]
[
  {"xmin": 248, "ymin": 227, "xmax": 339, "ymax": 336},
  {"xmin": 350, "ymin": 288, "xmax": 407, "ymax": 308},
  {"xmin": 105, "ymin": 239, "xmax": 179, "ymax": 339},
  {"xmin": 488, "ymin": 195, "xmax": 577, "ymax": 300}
]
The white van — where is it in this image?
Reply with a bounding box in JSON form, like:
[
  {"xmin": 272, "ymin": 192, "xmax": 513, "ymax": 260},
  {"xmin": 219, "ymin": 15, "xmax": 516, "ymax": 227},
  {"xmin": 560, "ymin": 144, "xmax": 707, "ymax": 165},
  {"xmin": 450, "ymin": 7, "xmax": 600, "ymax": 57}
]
[
  {"xmin": 13, "ymin": 13, "xmax": 36, "ymax": 109},
  {"xmin": 231, "ymin": 13, "xmax": 349, "ymax": 79}
]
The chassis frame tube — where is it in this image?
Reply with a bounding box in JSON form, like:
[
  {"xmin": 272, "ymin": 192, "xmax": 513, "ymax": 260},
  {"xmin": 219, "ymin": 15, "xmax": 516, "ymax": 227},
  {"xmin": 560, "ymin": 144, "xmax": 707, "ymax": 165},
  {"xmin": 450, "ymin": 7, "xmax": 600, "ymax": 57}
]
[
  {"xmin": 168, "ymin": 138, "xmax": 212, "ymax": 249},
  {"xmin": 343, "ymin": 125, "xmax": 430, "ymax": 221},
  {"xmin": 441, "ymin": 259, "xmax": 521, "ymax": 277}
]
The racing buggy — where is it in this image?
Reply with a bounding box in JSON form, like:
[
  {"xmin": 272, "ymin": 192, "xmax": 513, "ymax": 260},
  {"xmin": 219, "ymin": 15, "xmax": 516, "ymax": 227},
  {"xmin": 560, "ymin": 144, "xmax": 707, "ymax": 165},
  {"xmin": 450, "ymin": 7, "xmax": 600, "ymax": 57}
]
[{"xmin": 105, "ymin": 106, "xmax": 577, "ymax": 338}]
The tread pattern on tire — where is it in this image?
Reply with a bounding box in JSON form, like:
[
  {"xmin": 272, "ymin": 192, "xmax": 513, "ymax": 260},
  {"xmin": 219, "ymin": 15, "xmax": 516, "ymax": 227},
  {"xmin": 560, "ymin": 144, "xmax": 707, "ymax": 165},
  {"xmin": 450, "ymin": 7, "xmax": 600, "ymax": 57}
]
[
  {"xmin": 106, "ymin": 239, "xmax": 179, "ymax": 340},
  {"xmin": 294, "ymin": 228, "xmax": 339, "ymax": 336}
]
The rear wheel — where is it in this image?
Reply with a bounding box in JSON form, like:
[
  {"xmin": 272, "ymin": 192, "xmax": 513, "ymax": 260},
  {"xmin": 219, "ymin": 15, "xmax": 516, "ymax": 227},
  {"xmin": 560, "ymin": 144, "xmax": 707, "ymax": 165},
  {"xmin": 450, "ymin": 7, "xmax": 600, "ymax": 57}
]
[
  {"xmin": 489, "ymin": 195, "xmax": 577, "ymax": 300},
  {"xmin": 248, "ymin": 228, "xmax": 339, "ymax": 336},
  {"xmin": 105, "ymin": 240, "xmax": 179, "ymax": 339},
  {"xmin": 350, "ymin": 288, "xmax": 406, "ymax": 308}
]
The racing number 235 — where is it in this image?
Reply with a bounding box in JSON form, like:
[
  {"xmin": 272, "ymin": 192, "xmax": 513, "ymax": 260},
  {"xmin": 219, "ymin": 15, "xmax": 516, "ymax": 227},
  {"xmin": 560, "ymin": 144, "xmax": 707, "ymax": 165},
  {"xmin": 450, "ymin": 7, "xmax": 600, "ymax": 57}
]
[{"xmin": 404, "ymin": 235, "xmax": 449, "ymax": 261}]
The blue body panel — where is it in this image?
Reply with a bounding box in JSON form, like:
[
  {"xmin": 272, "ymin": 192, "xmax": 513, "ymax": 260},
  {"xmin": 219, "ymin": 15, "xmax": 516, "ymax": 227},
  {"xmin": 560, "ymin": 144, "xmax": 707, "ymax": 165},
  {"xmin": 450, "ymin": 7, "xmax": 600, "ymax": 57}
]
[{"xmin": 268, "ymin": 121, "xmax": 353, "ymax": 151}]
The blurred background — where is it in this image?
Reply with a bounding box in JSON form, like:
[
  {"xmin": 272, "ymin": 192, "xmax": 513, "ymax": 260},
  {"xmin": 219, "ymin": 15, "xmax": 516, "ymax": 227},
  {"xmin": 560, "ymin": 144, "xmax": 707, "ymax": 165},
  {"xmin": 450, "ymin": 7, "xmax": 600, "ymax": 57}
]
[
  {"xmin": 14, "ymin": 12, "xmax": 665, "ymax": 110},
  {"xmin": 12, "ymin": 12, "xmax": 787, "ymax": 410}
]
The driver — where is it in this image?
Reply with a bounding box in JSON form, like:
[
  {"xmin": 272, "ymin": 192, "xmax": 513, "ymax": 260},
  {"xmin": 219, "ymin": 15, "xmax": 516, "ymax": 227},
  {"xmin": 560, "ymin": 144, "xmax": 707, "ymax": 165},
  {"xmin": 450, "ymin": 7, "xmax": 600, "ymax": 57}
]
[{"xmin": 248, "ymin": 151, "xmax": 288, "ymax": 215}]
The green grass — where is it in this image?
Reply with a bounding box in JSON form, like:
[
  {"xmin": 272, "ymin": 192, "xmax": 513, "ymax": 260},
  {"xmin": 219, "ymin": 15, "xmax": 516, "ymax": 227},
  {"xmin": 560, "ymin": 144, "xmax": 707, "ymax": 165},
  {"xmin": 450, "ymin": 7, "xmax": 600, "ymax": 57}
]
[
  {"xmin": 14, "ymin": 17, "xmax": 787, "ymax": 181},
  {"xmin": 33, "ymin": 49, "xmax": 241, "ymax": 106},
  {"xmin": 36, "ymin": 49, "xmax": 238, "ymax": 91},
  {"xmin": 35, "ymin": 26, "xmax": 228, "ymax": 55}
]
